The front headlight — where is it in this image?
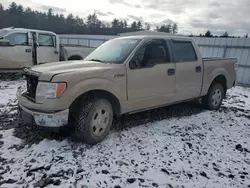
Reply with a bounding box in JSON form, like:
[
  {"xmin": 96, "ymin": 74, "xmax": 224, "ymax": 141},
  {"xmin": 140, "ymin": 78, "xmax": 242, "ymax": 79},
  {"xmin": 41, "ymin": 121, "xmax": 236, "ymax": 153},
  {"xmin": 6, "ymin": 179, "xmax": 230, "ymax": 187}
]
[{"xmin": 36, "ymin": 82, "xmax": 66, "ymax": 103}]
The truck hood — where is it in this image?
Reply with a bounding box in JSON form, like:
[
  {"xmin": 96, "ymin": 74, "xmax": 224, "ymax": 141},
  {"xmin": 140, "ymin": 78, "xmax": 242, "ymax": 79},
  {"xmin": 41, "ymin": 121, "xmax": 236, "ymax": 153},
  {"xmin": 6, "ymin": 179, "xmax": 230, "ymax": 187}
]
[{"xmin": 30, "ymin": 60, "xmax": 113, "ymax": 81}]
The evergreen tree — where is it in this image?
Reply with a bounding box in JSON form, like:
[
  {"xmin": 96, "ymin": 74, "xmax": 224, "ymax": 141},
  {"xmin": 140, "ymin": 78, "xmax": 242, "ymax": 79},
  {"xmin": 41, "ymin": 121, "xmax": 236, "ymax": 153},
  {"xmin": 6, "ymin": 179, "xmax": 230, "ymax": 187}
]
[
  {"xmin": 0, "ymin": 1, "xmax": 182, "ymax": 35},
  {"xmin": 137, "ymin": 21, "xmax": 142, "ymax": 30},
  {"xmin": 131, "ymin": 21, "xmax": 137, "ymax": 29},
  {"xmin": 222, "ymin": 31, "xmax": 229, "ymax": 37},
  {"xmin": 111, "ymin": 18, "xmax": 119, "ymax": 28},
  {"xmin": 205, "ymin": 30, "xmax": 212, "ymax": 37}
]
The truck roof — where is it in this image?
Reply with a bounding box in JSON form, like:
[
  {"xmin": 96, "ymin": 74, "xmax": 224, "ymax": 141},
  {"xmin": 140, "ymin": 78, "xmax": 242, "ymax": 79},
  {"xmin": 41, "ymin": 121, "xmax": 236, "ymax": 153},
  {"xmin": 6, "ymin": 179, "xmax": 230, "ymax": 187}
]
[
  {"xmin": 117, "ymin": 35, "xmax": 194, "ymax": 42},
  {"xmin": 1, "ymin": 27, "xmax": 56, "ymax": 35}
]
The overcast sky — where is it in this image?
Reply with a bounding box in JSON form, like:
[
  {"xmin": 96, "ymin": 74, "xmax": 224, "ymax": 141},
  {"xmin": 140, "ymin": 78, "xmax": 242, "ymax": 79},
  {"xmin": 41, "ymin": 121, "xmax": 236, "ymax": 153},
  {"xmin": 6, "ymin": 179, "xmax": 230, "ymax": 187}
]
[{"xmin": 1, "ymin": 0, "xmax": 250, "ymax": 36}]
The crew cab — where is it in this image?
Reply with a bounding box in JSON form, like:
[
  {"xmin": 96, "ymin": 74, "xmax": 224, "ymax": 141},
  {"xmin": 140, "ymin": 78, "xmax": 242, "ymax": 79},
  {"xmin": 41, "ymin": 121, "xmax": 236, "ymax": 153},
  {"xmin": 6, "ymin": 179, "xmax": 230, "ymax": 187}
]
[
  {"xmin": 0, "ymin": 27, "xmax": 94, "ymax": 71},
  {"xmin": 17, "ymin": 35, "xmax": 237, "ymax": 145}
]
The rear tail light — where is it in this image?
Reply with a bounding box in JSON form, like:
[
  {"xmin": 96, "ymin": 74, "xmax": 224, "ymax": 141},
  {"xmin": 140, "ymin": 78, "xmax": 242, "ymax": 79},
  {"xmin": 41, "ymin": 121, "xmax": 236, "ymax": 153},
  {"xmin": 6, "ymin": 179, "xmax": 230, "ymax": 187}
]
[{"xmin": 234, "ymin": 63, "xmax": 238, "ymax": 70}]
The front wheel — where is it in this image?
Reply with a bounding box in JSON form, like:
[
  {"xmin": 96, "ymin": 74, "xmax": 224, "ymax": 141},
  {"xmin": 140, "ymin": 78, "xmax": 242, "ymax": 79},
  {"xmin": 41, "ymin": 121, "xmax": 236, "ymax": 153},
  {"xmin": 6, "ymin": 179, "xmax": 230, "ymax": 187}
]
[
  {"xmin": 74, "ymin": 98, "xmax": 113, "ymax": 145},
  {"xmin": 203, "ymin": 83, "xmax": 225, "ymax": 110}
]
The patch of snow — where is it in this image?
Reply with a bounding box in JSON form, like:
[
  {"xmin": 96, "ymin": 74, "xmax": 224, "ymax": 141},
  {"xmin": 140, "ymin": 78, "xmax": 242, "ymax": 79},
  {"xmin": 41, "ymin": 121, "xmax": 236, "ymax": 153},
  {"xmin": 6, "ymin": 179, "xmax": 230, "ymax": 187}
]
[
  {"xmin": 0, "ymin": 129, "xmax": 21, "ymax": 148},
  {"xmin": 0, "ymin": 81, "xmax": 249, "ymax": 188},
  {"xmin": 223, "ymin": 86, "xmax": 250, "ymax": 112},
  {"xmin": 0, "ymin": 80, "xmax": 25, "ymax": 114}
]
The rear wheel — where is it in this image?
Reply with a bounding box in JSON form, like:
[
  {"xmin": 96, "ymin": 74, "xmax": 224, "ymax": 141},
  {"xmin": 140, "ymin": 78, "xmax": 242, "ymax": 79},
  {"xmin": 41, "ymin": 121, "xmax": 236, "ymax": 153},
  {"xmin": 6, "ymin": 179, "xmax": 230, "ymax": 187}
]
[
  {"xmin": 203, "ymin": 83, "xmax": 225, "ymax": 110},
  {"xmin": 74, "ymin": 98, "xmax": 113, "ymax": 145},
  {"xmin": 68, "ymin": 55, "xmax": 83, "ymax": 61}
]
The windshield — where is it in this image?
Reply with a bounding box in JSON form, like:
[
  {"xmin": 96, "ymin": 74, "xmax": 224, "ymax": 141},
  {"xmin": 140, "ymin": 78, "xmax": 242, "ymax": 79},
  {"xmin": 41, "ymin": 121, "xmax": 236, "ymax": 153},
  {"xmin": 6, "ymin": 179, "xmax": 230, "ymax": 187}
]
[
  {"xmin": 0, "ymin": 29, "xmax": 8, "ymax": 39},
  {"xmin": 84, "ymin": 38, "xmax": 141, "ymax": 64}
]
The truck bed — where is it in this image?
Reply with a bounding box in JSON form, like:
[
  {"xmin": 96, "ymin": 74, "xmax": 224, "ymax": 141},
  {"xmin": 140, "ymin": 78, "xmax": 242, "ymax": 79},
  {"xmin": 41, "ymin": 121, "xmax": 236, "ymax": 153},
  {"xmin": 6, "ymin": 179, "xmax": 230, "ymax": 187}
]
[{"xmin": 201, "ymin": 57, "xmax": 237, "ymax": 96}]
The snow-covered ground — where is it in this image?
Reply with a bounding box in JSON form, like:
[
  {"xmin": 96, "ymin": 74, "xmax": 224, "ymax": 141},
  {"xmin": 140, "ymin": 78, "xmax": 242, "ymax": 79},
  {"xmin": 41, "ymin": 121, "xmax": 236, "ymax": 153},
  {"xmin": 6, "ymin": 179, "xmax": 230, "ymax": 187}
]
[{"xmin": 0, "ymin": 80, "xmax": 249, "ymax": 188}]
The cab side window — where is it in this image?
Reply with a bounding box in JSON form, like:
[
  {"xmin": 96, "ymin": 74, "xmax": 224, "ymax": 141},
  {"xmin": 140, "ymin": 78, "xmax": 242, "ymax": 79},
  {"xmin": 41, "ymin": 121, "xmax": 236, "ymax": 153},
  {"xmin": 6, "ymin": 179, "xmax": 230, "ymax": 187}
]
[
  {"xmin": 4, "ymin": 33, "xmax": 28, "ymax": 46},
  {"xmin": 38, "ymin": 34, "xmax": 55, "ymax": 47},
  {"xmin": 172, "ymin": 41, "xmax": 197, "ymax": 62},
  {"xmin": 130, "ymin": 39, "xmax": 170, "ymax": 69}
]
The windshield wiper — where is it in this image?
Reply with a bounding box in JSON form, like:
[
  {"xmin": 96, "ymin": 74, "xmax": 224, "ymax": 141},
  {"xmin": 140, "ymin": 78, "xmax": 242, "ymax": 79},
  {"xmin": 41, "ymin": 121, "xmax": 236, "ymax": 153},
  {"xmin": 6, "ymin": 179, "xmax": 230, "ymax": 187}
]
[{"xmin": 89, "ymin": 59, "xmax": 103, "ymax": 63}]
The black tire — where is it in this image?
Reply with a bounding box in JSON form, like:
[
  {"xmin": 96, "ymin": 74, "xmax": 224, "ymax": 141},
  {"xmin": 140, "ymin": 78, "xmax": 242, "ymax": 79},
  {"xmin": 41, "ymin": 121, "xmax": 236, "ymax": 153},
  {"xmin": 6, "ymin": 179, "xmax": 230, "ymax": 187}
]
[
  {"xmin": 203, "ymin": 83, "xmax": 225, "ymax": 110},
  {"xmin": 68, "ymin": 55, "xmax": 83, "ymax": 61},
  {"xmin": 74, "ymin": 98, "xmax": 113, "ymax": 145}
]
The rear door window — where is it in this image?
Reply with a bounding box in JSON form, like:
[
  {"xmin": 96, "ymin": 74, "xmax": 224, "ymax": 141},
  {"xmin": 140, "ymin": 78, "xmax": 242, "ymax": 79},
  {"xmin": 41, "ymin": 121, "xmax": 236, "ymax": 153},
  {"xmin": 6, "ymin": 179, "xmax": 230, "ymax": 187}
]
[
  {"xmin": 38, "ymin": 34, "xmax": 55, "ymax": 47},
  {"xmin": 172, "ymin": 41, "xmax": 197, "ymax": 62}
]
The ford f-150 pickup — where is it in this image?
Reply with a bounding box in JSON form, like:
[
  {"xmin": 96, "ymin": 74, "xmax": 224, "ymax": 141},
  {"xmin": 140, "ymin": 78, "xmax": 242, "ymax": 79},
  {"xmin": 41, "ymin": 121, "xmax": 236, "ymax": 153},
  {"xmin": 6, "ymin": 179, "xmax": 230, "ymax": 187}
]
[
  {"xmin": 0, "ymin": 27, "xmax": 94, "ymax": 71},
  {"xmin": 17, "ymin": 35, "xmax": 237, "ymax": 145}
]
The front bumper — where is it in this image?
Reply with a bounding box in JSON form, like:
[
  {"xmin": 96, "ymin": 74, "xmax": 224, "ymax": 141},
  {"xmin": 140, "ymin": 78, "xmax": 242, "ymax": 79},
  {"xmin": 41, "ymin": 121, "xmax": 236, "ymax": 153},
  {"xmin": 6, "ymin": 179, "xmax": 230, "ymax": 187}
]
[
  {"xmin": 19, "ymin": 103, "xmax": 69, "ymax": 127},
  {"xmin": 17, "ymin": 86, "xmax": 69, "ymax": 127}
]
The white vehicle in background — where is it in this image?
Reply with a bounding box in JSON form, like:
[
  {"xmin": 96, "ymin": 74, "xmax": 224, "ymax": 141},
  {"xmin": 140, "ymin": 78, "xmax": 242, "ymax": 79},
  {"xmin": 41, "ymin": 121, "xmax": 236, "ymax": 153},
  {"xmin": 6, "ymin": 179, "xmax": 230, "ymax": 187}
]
[{"xmin": 0, "ymin": 27, "xmax": 95, "ymax": 71}]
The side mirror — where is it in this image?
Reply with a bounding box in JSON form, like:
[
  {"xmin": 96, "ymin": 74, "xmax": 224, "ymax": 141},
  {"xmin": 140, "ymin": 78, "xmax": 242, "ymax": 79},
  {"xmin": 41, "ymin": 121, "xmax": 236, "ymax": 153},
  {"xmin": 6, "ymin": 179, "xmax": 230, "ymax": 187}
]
[{"xmin": 0, "ymin": 39, "xmax": 10, "ymax": 46}]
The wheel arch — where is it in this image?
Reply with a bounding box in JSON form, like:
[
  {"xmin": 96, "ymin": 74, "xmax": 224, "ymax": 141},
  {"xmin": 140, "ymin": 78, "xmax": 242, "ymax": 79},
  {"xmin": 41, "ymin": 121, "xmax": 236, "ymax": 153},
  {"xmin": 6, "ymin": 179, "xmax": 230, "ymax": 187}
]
[
  {"xmin": 210, "ymin": 75, "xmax": 227, "ymax": 92},
  {"xmin": 202, "ymin": 74, "xmax": 227, "ymax": 98},
  {"xmin": 68, "ymin": 54, "xmax": 83, "ymax": 60},
  {"xmin": 202, "ymin": 70, "xmax": 229, "ymax": 96},
  {"xmin": 69, "ymin": 89, "xmax": 121, "ymax": 117}
]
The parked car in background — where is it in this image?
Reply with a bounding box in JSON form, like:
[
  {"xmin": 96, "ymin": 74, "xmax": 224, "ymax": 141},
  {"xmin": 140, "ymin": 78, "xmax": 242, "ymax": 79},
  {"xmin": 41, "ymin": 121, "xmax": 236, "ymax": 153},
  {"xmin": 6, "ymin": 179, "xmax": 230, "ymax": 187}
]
[
  {"xmin": 0, "ymin": 27, "xmax": 94, "ymax": 72},
  {"xmin": 17, "ymin": 35, "xmax": 237, "ymax": 145}
]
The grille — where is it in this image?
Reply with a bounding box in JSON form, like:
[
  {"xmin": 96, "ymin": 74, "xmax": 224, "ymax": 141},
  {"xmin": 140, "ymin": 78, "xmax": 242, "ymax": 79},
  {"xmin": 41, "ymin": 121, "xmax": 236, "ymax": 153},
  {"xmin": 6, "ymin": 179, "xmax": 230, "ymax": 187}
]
[{"xmin": 25, "ymin": 74, "xmax": 38, "ymax": 100}]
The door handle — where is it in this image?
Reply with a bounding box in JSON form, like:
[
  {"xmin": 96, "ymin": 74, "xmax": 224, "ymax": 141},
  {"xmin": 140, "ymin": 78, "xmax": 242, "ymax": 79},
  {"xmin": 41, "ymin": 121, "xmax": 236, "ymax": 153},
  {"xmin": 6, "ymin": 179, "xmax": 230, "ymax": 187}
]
[
  {"xmin": 54, "ymin": 51, "xmax": 59, "ymax": 54},
  {"xmin": 25, "ymin": 49, "xmax": 31, "ymax": 53},
  {"xmin": 196, "ymin": 66, "xmax": 202, "ymax": 72},
  {"xmin": 168, "ymin": 68, "xmax": 175, "ymax": 76}
]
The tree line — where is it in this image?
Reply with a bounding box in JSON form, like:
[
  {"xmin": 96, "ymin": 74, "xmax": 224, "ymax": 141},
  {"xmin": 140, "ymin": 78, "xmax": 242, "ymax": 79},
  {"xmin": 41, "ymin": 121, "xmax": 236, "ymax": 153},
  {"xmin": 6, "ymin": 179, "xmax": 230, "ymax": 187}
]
[
  {"xmin": 190, "ymin": 30, "xmax": 249, "ymax": 38},
  {"xmin": 0, "ymin": 2, "xmax": 178, "ymax": 35}
]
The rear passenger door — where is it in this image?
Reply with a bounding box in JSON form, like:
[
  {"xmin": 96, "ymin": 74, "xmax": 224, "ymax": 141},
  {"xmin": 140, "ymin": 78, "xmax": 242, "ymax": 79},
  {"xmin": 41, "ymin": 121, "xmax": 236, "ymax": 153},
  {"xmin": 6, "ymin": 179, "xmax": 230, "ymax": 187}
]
[
  {"xmin": 37, "ymin": 33, "xmax": 59, "ymax": 64},
  {"xmin": 171, "ymin": 40, "xmax": 203, "ymax": 101}
]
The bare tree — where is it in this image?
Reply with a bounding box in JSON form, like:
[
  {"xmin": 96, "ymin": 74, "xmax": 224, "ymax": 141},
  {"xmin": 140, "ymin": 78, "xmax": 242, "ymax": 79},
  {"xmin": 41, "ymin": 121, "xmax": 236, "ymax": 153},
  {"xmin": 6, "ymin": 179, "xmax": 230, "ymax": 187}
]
[
  {"xmin": 172, "ymin": 23, "xmax": 178, "ymax": 34},
  {"xmin": 145, "ymin": 22, "xmax": 150, "ymax": 30}
]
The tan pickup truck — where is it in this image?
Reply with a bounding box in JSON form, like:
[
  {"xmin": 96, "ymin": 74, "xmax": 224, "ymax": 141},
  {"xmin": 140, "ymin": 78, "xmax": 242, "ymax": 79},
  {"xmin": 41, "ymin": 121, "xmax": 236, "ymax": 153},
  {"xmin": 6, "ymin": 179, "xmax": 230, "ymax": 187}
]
[
  {"xmin": 17, "ymin": 35, "xmax": 237, "ymax": 145},
  {"xmin": 0, "ymin": 28, "xmax": 94, "ymax": 71}
]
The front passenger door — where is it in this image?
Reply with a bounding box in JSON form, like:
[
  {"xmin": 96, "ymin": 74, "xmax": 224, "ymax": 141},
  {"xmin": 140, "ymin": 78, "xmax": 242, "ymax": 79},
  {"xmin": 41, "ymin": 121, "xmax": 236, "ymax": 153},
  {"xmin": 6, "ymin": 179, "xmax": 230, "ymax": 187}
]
[{"xmin": 126, "ymin": 39, "xmax": 176, "ymax": 112}]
